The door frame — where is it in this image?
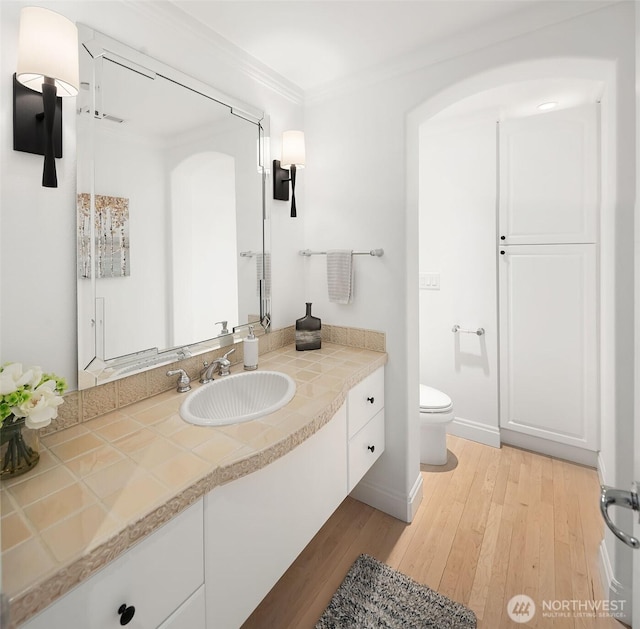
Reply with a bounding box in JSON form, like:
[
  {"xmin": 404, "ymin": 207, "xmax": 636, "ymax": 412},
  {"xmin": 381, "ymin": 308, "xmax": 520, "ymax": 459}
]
[{"xmin": 407, "ymin": 55, "xmax": 633, "ymax": 622}]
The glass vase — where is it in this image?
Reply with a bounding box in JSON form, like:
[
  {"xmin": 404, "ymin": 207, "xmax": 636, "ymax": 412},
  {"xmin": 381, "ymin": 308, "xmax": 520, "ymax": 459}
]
[
  {"xmin": 296, "ymin": 302, "xmax": 321, "ymax": 351},
  {"xmin": 1, "ymin": 415, "xmax": 40, "ymax": 480}
]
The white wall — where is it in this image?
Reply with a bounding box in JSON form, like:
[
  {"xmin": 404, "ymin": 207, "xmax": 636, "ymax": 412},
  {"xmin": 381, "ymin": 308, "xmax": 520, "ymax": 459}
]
[
  {"xmin": 0, "ymin": 5, "xmax": 77, "ymax": 379},
  {"xmin": 419, "ymin": 114, "xmax": 499, "ymax": 444},
  {"xmin": 306, "ymin": 2, "xmax": 635, "ymax": 565},
  {"xmin": 0, "ymin": 0, "xmax": 305, "ymax": 388}
]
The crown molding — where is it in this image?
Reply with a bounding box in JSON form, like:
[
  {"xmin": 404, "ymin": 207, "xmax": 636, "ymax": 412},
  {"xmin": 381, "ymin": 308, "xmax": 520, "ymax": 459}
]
[
  {"xmin": 122, "ymin": 0, "xmax": 304, "ymax": 106},
  {"xmin": 305, "ymin": 0, "xmax": 619, "ymax": 104}
]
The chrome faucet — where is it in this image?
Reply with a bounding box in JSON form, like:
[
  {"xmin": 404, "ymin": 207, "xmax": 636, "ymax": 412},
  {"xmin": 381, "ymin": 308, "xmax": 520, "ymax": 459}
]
[
  {"xmin": 200, "ymin": 349, "xmax": 236, "ymax": 383},
  {"xmin": 167, "ymin": 368, "xmax": 191, "ymax": 393}
]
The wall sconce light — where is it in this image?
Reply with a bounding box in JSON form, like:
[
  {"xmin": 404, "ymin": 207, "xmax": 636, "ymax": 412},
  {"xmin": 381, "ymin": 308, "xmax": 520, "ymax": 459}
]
[
  {"xmin": 273, "ymin": 130, "xmax": 305, "ymax": 217},
  {"xmin": 13, "ymin": 7, "xmax": 79, "ymax": 188}
]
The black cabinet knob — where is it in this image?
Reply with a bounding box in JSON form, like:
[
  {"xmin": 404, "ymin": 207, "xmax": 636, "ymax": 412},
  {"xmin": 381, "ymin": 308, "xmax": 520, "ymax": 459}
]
[
  {"xmin": 500, "ymin": 251, "xmax": 505, "ymax": 255},
  {"xmin": 118, "ymin": 604, "xmax": 136, "ymax": 626},
  {"xmin": 367, "ymin": 445, "xmax": 375, "ymax": 453},
  {"xmin": 367, "ymin": 397, "xmax": 375, "ymax": 404},
  {"xmin": 500, "ymin": 235, "xmax": 506, "ymax": 240}
]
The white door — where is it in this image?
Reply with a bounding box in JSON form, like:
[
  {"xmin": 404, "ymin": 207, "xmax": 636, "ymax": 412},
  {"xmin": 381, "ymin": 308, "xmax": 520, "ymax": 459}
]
[
  {"xmin": 499, "ymin": 243, "xmax": 598, "ymax": 450},
  {"xmin": 499, "ymin": 104, "xmax": 598, "ymax": 245}
]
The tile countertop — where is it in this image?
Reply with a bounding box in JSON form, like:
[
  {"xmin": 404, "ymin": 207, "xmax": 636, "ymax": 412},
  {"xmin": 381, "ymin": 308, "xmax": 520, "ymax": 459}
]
[{"xmin": 1, "ymin": 343, "xmax": 387, "ymax": 627}]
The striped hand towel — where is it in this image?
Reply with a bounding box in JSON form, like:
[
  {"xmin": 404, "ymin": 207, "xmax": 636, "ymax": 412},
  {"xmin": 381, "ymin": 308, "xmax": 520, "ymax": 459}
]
[{"xmin": 327, "ymin": 250, "xmax": 353, "ymax": 304}]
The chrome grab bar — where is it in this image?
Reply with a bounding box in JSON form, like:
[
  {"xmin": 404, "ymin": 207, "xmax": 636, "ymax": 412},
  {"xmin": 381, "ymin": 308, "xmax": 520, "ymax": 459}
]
[
  {"xmin": 452, "ymin": 325, "xmax": 485, "ymax": 336},
  {"xmin": 600, "ymin": 485, "xmax": 640, "ymax": 549}
]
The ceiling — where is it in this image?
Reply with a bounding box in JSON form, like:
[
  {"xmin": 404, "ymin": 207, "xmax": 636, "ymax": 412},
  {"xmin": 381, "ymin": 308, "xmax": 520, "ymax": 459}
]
[
  {"xmin": 169, "ymin": 1, "xmax": 557, "ymax": 93},
  {"xmin": 430, "ymin": 78, "xmax": 604, "ymax": 122}
]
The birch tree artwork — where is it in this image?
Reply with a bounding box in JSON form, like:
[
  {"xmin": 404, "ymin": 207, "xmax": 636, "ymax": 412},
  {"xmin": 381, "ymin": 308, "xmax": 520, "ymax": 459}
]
[{"xmin": 77, "ymin": 194, "xmax": 130, "ymax": 278}]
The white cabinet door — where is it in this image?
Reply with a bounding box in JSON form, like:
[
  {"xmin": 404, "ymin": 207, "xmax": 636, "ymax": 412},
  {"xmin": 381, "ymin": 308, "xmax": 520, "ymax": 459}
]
[
  {"xmin": 499, "ymin": 244, "xmax": 598, "ymax": 450},
  {"xmin": 204, "ymin": 405, "xmax": 348, "ymax": 629},
  {"xmin": 499, "ymin": 104, "xmax": 598, "ymax": 245},
  {"xmin": 157, "ymin": 586, "xmax": 205, "ymax": 629},
  {"xmin": 22, "ymin": 500, "xmax": 204, "ymax": 629}
]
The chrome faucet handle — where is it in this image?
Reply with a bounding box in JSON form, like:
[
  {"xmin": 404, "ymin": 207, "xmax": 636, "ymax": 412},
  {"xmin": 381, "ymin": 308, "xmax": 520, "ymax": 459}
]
[
  {"xmin": 167, "ymin": 368, "xmax": 191, "ymax": 393},
  {"xmin": 218, "ymin": 348, "xmax": 236, "ymax": 376}
]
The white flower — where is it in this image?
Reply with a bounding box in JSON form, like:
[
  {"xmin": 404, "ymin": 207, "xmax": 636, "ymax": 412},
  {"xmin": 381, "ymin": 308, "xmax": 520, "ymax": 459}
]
[
  {"xmin": 25, "ymin": 366, "xmax": 43, "ymax": 389},
  {"xmin": 13, "ymin": 379, "xmax": 64, "ymax": 429},
  {"xmin": 0, "ymin": 363, "xmax": 37, "ymax": 395}
]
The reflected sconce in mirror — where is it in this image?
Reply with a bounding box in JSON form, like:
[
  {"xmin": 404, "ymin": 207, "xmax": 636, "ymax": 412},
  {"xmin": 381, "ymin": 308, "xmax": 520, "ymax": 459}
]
[
  {"xmin": 13, "ymin": 7, "xmax": 79, "ymax": 188},
  {"xmin": 273, "ymin": 130, "xmax": 305, "ymax": 217}
]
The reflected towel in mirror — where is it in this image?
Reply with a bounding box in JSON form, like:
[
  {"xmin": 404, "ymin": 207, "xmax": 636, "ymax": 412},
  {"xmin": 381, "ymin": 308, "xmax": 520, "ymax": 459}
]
[{"xmin": 257, "ymin": 253, "xmax": 271, "ymax": 298}]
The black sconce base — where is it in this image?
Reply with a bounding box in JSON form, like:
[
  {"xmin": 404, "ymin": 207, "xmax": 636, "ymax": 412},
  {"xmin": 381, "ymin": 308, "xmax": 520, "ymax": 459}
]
[
  {"xmin": 273, "ymin": 159, "xmax": 290, "ymax": 201},
  {"xmin": 13, "ymin": 74, "xmax": 62, "ymax": 159}
]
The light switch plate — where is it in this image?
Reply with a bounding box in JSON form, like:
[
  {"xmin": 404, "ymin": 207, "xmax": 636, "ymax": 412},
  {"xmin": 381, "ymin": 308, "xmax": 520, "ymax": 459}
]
[{"xmin": 419, "ymin": 273, "xmax": 440, "ymax": 290}]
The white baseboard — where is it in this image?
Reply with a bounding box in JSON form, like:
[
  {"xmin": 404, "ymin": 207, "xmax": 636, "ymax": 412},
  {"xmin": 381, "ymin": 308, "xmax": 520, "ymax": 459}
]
[
  {"xmin": 350, "ymin": 472, "xmax": 423, "ymax": 523},
  {"xmin": 597, "ymin": 451, "xmax": 608, "ymax": 486},
  {"xmin": 501, "ymin": 428, "xmax": 598, "ymax": 467},
  {"xmin": 599, "ymin": 540, "xmax": 633, "ymax": 624},
  {"xmin": 448, "ymin": 416, "xmax": 501, "ymax": 448},
  {"xmin": 408, "ymin": 473, "xmax": 423, "ymax": 522}
]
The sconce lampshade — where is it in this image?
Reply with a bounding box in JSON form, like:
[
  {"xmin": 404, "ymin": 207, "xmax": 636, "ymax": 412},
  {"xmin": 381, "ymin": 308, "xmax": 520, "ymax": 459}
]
[
  {"xmin": 280, "ymin": 130, "xmax": 305, "ymax": 168},
  {"xmin": 14, "ymin": 7, "xmax": 79, "ymax": 187},
  {"xmin": 16, "ymin": 7, "xmax": 79, "ymax": 97}
]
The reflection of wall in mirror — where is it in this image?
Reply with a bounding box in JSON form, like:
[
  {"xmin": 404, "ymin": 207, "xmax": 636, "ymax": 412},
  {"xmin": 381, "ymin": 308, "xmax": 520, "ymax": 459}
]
[
  {"xmin": 170, "ymin": 152, "xmax": 239, "ymax": 346},
  {"xmin": 165, "ymin": 116, "xmax": 260, "ymax": 343},
  {"xmin": 94, "ymin": 127, "xmax": 168, "ymax": 360}
]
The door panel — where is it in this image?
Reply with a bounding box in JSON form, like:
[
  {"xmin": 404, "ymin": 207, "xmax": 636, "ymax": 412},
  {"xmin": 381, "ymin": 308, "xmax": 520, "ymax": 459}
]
[
  {"xmin": 499, "ymin": 104, "xmax": 598, "ymax": 245},
  {"xmin": 499, "ymin": 244, "xmax": 598, "ymax": 450}
]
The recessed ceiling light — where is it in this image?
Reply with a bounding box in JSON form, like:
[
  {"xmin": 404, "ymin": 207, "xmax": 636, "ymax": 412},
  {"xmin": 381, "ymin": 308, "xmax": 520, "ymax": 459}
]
[{"xmin": 537, "ymin": 101, "xmax": 558, "ymax": 111}]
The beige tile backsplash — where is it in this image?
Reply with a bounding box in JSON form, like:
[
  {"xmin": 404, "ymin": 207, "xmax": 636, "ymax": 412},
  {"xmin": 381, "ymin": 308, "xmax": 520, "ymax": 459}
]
[{"xmin": 43, "ymin": 325, "xmax": 385, "ymax": 437}]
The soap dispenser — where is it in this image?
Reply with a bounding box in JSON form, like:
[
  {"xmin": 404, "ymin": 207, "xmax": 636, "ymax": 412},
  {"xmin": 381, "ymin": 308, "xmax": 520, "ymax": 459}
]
[{"xmin": 243, "ymin": 325, "xmax": 259, "ymax": 370}]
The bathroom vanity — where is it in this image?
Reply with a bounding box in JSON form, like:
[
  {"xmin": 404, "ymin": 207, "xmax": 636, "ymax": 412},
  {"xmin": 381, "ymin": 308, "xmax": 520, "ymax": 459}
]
[{"xmin": 4, "ymin": 344, "xmax": 386, "ymax": 628}]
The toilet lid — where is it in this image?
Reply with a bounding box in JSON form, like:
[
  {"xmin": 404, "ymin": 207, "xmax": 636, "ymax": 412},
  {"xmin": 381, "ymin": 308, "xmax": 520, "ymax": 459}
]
[{"xmin": 420, "ymin": 385, "xmax": 453, "ymax": 411}]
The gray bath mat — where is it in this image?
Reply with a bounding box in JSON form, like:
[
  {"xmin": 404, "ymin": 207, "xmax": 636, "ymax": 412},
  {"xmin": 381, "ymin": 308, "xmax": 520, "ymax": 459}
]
[{"xmin": 315, "ymin": 554, "xmax": 477, "ymax": 628}]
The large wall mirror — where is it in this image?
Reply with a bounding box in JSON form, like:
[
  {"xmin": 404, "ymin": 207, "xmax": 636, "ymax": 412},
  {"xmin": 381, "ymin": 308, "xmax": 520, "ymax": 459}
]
[{"xmin": 77, "ymin": 26, "xmax": 270, "ymax": 390}]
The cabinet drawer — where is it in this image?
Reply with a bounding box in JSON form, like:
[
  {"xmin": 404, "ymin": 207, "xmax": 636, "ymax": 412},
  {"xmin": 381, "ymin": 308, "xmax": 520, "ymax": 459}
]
[
  {"xmin": 22, "ymin": 500, "xmax": 204, "ymax": 629},
  {"xmin": 347, "ymin": 367, "xmax": 384, "ymax": 438},
  {"xmin": 348, "ymin": 409, "xmax": 384, "ymax": 492}
]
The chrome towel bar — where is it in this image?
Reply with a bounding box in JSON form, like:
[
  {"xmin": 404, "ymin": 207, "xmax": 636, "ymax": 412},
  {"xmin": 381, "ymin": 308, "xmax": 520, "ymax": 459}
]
[
  {"xmin": 299, "ymin": 249, "xmax": 384, "ymax": 257},
  {"xmin": 452, "ymin": 325, "xmax": 485, "ymax": 336}
]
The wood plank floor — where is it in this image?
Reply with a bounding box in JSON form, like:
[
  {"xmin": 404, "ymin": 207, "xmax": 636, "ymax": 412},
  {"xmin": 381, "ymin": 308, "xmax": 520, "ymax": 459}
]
[{"xmin": 243, "ymin": 435, "xmax": 624, "ymax": 629}]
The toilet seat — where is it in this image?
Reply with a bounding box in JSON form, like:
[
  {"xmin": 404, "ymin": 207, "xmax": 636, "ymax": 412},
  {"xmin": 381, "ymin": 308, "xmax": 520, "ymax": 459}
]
[{"xmin": 419, "ymin": 385, "xmax": 453, "ymax": 413}]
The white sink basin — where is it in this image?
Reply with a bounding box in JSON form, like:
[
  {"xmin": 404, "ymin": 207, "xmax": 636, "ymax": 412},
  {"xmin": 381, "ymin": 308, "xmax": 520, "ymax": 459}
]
[{"xmin": 179, "ymin": 370, "xmax": 296, "ymax": 426}]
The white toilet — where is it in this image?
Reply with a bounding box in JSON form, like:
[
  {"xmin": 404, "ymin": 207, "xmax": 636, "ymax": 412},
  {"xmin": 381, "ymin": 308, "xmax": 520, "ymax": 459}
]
[{"xmin": 420, "ymin": 384, "xmax": 455, "ymax": 465}]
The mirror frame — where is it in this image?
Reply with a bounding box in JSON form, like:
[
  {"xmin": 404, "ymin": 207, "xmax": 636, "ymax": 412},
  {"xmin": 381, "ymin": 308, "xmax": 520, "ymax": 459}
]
[{"xmin": 77, "ymin": 24, "xmax": 271, "ymax": 390}]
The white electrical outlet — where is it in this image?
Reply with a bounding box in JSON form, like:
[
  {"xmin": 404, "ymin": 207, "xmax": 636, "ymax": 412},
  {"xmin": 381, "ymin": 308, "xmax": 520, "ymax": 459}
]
[{"xmin": 419, "ymin": 273, "xmax": 440, "ymax": 290}]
